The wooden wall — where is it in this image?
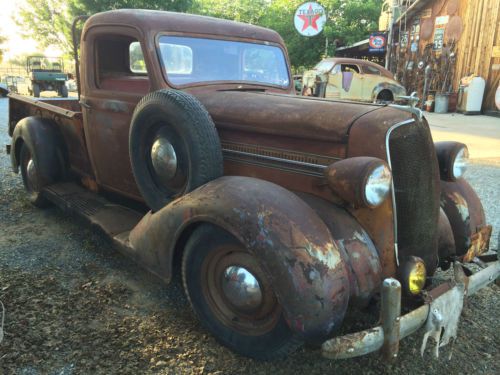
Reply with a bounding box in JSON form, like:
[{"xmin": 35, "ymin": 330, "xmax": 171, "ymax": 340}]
[{"xmin": 454, "ymin": 0, "xmax": 500, "ymax": 111}]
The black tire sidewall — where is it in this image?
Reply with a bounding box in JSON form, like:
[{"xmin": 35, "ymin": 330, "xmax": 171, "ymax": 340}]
[
  {"xmin": 182, "ymin": 224, "xmax": 300, "ymax": 360},
  {"xmin": 19, "ymin": 143, "xmax": 49, "ymax": 207},
  {"xmin": 129, "ymin": 90, "xmax": 222, "ymax": 211},
  {"xmin": 60, "ymin": 85, "xmax": 68, "ymax": 97},
  {"xmin": 32, "ymin": 83, "xmax": 40, "ymax": 98}
]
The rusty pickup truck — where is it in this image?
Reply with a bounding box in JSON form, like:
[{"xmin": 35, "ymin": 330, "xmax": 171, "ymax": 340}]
[{"xmin": 6, "ymin": 10, "xmax": 498, "ymax": 361}]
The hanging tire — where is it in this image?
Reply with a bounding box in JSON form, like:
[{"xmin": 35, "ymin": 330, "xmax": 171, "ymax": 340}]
[
  {"xmin": 129, "ymin": 90, "xmax": 223, "ymax": 211},
  {"xmin": 19, "ymin": 143, "xmax": 50, "ymax": 207},
  {"xmin": 32, "ymin": 83, "xmax": 40, "ymax": 98},
  {"xmin": 182, "ymin": 223, "xmax": 303, "ymax": 360}
]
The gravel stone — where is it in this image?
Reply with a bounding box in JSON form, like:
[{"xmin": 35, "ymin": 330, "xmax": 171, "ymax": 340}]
[{"xmin": 0, "ymin": 97, "xmax": 498, "ymax": 374}]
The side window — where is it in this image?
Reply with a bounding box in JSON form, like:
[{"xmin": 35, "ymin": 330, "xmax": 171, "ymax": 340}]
[
  {"xmin": 94, "ymin": 35, "xmax": 150, "ymax": 93},
  {"xmin": 362, "ymin": 65, "xmax": 382, "ymax": 75},
  {"xmin": 331, "ymin": 64, "xmax": 341, "ymax": 74},
  {"xmin": 341, "ymin": 64, "xmax": 360, "ymax": 74},
  {"xmin": 129, "ymin": 42, "xmax": 147, "ymax": 73}
]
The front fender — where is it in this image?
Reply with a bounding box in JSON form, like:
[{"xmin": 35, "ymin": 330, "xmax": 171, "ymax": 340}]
[
  {"xmin": 440, "ymin": 178, "xmax": 488, "ymax": 257},
  {"xmin": 128, "ymin": 176, "xmax": 350, "ymax": 342}
]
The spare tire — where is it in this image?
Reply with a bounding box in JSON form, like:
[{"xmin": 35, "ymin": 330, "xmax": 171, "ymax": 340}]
[{"xmin": 129, "ymin": 90, "xmax": 223, "ymax": 211}]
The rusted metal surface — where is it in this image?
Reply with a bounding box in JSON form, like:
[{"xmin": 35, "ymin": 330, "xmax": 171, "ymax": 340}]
[
  {"xmin": 440, "ymin": 178, "xmax": 488, "ymax": 257},
  {"xmin": 324, "ymin": 157, "xmax": 389, "ymax": 208},
  {"xmin": 296, "ymin": 193, "xmax": 382, "ymax": 305},
  {"xmin": 346, "ymin": 107, "xmax": 412, "ymax": 279},
  {"xmin": 302, "ymin": 58, "xmax": 405, "ymax": 102},
  {"xmin": 380, "ymin": 278, "xmax": 401, "ymax": 361},
  {"xmin": 322, "ymin": 259, "xmax": 500, "ymax": 359},
  {"xmin": 437, "ymin": 207, "xmax": 456, "ymax": 262},
  {"xmin": 463, "ymin": 225, "xmax": 493, "ymax": 262},
  {"xmin": 127, "ymin": 176, "xmax": 350, "ymax": 341}
]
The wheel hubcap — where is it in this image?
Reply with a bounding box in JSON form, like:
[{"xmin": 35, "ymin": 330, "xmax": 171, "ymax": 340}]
[
  {"xmin": 221, "ymin": 266, "xmax": 263, "ymax": 312},
  {"xmin": 26, "ymin": 159, "xmax": 38, "ymax": 189},
  {"xmin": 202, "ymin": 248, "xmax": 281, "ymax": 335},
  {"xmin": 150, "ymin": 137, "xmax": 177, "ymax": 182}
]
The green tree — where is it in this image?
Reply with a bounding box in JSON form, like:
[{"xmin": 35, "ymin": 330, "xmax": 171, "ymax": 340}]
[
  {"xmin": 17, "ymin": 0, "xmax": 193, "ymax": 55},
  {"xmin": 260, "ymin": 0, "xmax": 383, "ymax": 70},
  {"xmin": 192, "ymin": 0, "xmax": 268, "ymax": 24}
]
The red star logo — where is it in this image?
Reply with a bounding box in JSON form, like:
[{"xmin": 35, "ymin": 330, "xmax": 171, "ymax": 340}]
[{"xmin": 298, "ymin": 4, "xmax": 322, "ymax": 31}]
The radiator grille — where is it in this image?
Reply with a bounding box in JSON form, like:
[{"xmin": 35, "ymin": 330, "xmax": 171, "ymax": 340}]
[{"xmin": 388, "ymin": 121, "xmax": 440, "ymax": 272}]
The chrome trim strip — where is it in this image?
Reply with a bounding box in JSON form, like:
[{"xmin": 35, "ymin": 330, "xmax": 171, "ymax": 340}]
[
  {"xmin": 385, "ymin": 118, "xmax": 416, "ymax": 266},
  {"xmin": 223, "ymin": 148, "xmax": 328, "ymax": 177}
]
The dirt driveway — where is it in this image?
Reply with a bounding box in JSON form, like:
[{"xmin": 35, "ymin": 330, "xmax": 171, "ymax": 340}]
[{"xmin": 0, "ymin": 97, "xmax": 498, "ymax": 374}]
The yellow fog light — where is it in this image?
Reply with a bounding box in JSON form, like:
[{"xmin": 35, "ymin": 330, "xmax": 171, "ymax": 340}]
[
  {"xmin": 400, "ymin": 256, "xmax": 427, "ymax": 295},
  {"xmin": 408, "ymin": 262, "xmax": 426, "ymax": 295}
]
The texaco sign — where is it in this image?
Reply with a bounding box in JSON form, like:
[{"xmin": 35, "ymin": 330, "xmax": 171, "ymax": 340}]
[{"xmin": 294, "ymin": 2, "xmax": 327, "ymax": 37}]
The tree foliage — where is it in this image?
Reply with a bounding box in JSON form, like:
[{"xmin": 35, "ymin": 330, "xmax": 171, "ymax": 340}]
[
  {"xmin": 17, "ymin": 0, "xmax": 382, "ymax": 69},
  {"xmin": 17, "ymin": 0, "xmax": 193, "ymax": 55}
]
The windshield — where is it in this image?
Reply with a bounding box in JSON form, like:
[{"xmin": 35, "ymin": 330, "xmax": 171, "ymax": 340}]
[
  {"xmin": 158, "ymin": 36, "xmax": 290, "ymax": 88},
  {"xmin": 314, "ymin": 60, "xmax": 335, "ymax": 72}
]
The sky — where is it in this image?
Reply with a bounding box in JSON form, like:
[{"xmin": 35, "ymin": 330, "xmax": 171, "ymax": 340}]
[{"xmin": 0, "ymin": 0, "xmax": 62, "ymax": 61}]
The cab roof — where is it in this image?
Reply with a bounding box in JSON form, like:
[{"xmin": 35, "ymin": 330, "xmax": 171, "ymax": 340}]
[{"xmin": 84, "ymin": 9, "xmax": 285, "ymax": 45}]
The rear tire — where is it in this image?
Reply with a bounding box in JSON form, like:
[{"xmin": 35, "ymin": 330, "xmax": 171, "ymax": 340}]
[
  {"xmin": 182, "ymin": 224, "xmax": 303, "ymax": 360},
  {"xmin": 19, "ymin": 143, "xmax": 50, "ymax": 207},
  {"xmin": 32, "ymin": 83, "xmax": 40, "ymax": 98}
]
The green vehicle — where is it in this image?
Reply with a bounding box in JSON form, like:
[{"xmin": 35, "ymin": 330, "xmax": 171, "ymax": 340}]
[{"xmin": 27, "ymin": 56, "xmax": 69, "ymax": 97}]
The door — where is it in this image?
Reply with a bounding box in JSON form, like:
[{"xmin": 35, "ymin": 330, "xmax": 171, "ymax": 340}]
[{"xmin": 81, "ymin": 29, "xmax": 151, "ymax": 199}]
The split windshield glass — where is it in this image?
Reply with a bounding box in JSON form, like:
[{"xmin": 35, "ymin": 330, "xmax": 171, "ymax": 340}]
[{"xmin": 158, "ymin": 36, "xmax": 290, "ymax": 88}]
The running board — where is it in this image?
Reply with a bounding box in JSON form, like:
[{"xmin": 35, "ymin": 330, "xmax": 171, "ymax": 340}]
[{"xmin": 43, "ymin": 183, "xmax": 143, "ymax": 240}]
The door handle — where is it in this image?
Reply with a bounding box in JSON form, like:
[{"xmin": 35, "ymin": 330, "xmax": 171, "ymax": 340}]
[{"xmin": 79, "ymin": 100, "xmax": 91, "ymax": 109}]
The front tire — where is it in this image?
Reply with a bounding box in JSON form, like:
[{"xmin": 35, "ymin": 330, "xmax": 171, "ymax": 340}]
[{"xmin": 182, "ymin": 224, "xmax": 302, "ymax": 360}]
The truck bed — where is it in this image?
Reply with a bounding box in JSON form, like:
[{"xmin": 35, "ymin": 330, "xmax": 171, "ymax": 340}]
[{"xmin": 8, "ymin": 93, "xmax": 92, "ymax": 177}]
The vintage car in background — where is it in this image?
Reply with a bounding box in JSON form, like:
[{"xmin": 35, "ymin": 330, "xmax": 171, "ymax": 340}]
[
  {"xmin": 302, "ymin": 57, "xmax": 406, "ymax": 103},
  {"xmin": 6, "ymin": 9, "xmax": 498, "ymax": 362}
]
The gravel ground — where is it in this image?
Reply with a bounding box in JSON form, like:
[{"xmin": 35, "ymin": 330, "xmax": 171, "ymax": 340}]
[{"xmin": 0, "ymin": 97, "xmax": 498, "ymax": 374}]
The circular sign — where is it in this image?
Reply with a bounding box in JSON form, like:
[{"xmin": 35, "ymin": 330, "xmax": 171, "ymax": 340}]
[
  {"xmin": 294, "ymin": 2, "xmax": 327, "ymax": 37},
  {"xmin": 369, "ymin": 35, "xmax": 386, "ymax": 49}
]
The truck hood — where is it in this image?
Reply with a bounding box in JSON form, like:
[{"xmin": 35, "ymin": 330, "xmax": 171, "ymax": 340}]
[{"xmin": 195, "ymin": 91, "xmax": 385, "ymax": 143}]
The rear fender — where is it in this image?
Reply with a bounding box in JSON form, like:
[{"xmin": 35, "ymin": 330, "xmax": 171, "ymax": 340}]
[
  {"xmin": 10, "ymin": 116, "xmax": 66, "ymax": 181},
  {"xmin": 440, "ymin": 178, "xmax": 487, "ymax": 257},
  {"xmin": 128, "ymin": 176, "xmax": 350, "ymax": 342},
  {"xmin": 372, "ymin": 82, "xmax": 405, "ymax": 101}
]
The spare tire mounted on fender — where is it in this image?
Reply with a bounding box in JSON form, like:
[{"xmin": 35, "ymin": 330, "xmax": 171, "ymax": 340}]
[{"xmin": 130, "ymin": 90, "xmax": 223, "ymax": 211}]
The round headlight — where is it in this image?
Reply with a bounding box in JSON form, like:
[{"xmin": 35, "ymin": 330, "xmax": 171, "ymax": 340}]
[
  {"xmin": 452, "ymin": 146, "xmax": 469, "ymax": 179},
  {"xmin": 364, "ymin": 164, "xmax": 392, "ymax": 207}
]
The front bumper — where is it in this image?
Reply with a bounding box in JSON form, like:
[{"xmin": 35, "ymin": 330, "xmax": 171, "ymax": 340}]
[{"xmin": 322, "ymin": 256, "xmax": 500, "ymax": 360}]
